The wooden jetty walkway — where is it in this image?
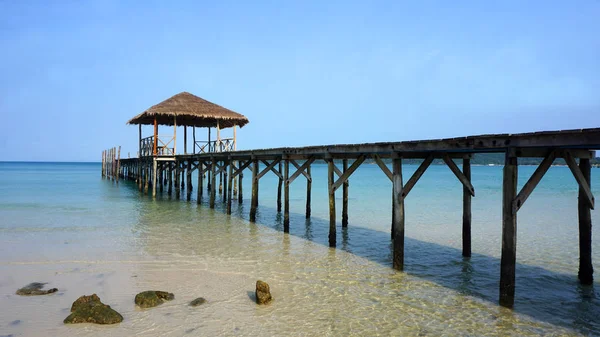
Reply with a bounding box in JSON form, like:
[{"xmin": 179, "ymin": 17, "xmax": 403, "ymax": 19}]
[{"xmin": 104, "ymin": 92, "xmax": 599, "ymax": 308}]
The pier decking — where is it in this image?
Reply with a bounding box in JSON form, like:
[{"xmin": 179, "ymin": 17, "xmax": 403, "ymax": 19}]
[{"xmin": 109, "ymin": 127, "xmax": 600, "ymax": 308}]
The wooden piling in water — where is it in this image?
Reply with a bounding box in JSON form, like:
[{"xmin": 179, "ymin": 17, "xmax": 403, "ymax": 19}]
[
  {"xmin": 277, "ymin": 161, "xmax": 282, "ymax": 213},
  {"xmin": 342, "ymin": 159, "xmax": 349, "ymax": 227},
  {"xmin": 238, "ymin": 169, "xmax": 244, "ymax": 204},
  {"xmin": 223, "ymin": 161, "xmax": 228, "ymax": 204},
  {"xmin": 392, "ymin": 155, "xmax": 405, "ymax": 270},
  {"xmin": 283, "ymin": 158, "xmax": 290, "ymax": 232},
  {"xmin": 197, "ymin": 162, "xmax": 203, "ymax": 203},
  {"xmin": 210, "ymin": 157, "xmax": 216, "ymax": 208},
  {"xmin": 175, "ymin": 160, "xmax": 181, "ymax": 199},
  {"xmin": 306, "ymin": 164, "xmax": 311, "ymax": 218},
  {"xmin": 463, "ymin": 158, "xmax": 472, "ymax": 257},
  {"xmin": 152, "ymin": 159, "xmax": 157, "ymax": 198},
  {"xmin": 250, "ymin": 159, "xmax": 259, "ymax": 222},
  {"xmin": 500, "ymin": 150, "xmax": 518, "ymax": 308},
  {"xmin": 186, "ymin": 160, "xmax": 192, "ymax": 201},
  {"xmin": 227, "ymin": 159, "xmax": 233, "ymax": 214},
  {"xmin": 328, "ymin": 159, "xmax": 336, "ymax": 247},
  {"xmin": 578, "ymin": 158, "xmax": 594, "ymax": 284},
  {"xmin": 168, "ymin": 162, "xmax": 173, "ymax": 195}
]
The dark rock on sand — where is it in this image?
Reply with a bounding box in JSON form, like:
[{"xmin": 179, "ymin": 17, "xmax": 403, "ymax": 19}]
[
  {"xmin": 189, "ymin": 297, "xmax": 207, "ymax": 307},
  {"xmin": 64, "ymin": 294, "xmax": 123, "ymax": 324},
  {"xmin": 134, "ymin": 290, "xmax": 174, "ymax": 308},
  {"xmin": 255, "ymin": 280, "xmax": 272, "ymax": 305},
  {"xmin": 16, "ymin": 282, "xmax": 58, "ymax": 296}
]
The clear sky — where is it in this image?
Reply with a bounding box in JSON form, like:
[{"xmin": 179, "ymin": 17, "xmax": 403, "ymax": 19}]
[{"xmin": 1, "ymin": 1, "xmax": 599, "ymax": 161}]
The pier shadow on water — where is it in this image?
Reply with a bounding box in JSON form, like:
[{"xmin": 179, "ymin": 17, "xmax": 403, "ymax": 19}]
[{"xmin": 127, "ymin": 180, "xmax": 599, "ymax": 335}]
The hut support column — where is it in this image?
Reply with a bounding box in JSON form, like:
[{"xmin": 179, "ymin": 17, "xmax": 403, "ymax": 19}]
[
  {"xmin": 392, "ymin": 155, "xmax": 405, "ymax": 270},
  {"xmin": 250, "ymin": 159, "xmax": 259, "ymax": 222},
  {"xmin": 144, "ymin": 160, "xmax": 149, "ymax": 195},
  {"xmin": 227, "ymin": 160, "xmax": 233, "ymax": 214},
  {"xmin": 463, "ymin": 158, "xmax": 472, "ymax": 257},
  {"xmin": 210, "ymin": 157, "xmax": 216, "ymax": 208},
  {"xmin": 306, "ymin": 165, "xmax": 311, "ymax": 218},
  {"xmin": 284, "ymin": 158, "xmax": 290, "ymax": 232},
  {"xmin": 168, "ymin": 162, "xmax": 173, "ymax": 195},
  {"xmin": 578, "ymin": 158, "xmax": 594, "ymax": 284},
  {"xmin": 277, "ymin": 161, "xmax": 283, "ymax": 213},
  {"xmin": 328, "ymin": 159, "xmax": 336, "ymax": 247},
  {"xmin": 342, "ymin": 159, "xmax": 349, "ymax": 227},
  {"xmin": 159, "ymin": 163, "xmax": 164, "ymax": 193},
  {"xmin": 184, "ymin": 126, "xmax": 187, "ymax": 154},
  {"xmin": 197, "ymin": 162, "xmax": 203, "ymax": 203},
  {"xmin": 500, "ymin": 150, "xmax": 518, "ymax": 308}
]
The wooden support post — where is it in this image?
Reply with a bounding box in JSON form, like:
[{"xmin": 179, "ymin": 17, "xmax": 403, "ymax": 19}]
[
  {"xmin": 173, "ymin": 116, "xmax": 177, "ymax": 155},
  {"xmin": 181, "ymin": 165, "xmax": 185, "ymax": 191},
  {"xmin": 328, "ymin": 159, "xmax": 336, "ymax": 247},
  {"xmin": 219, "ymin": 168, "xmax": 223, "ymax": 195},
  {"xmin": 392, "ymin": 155, "xmax": 405, "ymax": 270},
  {"xmin": 193, "ymin": 127, "xmax": 196, "ymax": 154},
  {"xmin": 223, "ymin": 161, "xmax": 228, "ymax": 203},
  {"xmin": 238, "ymin": 166, "xmax": 244, "ymax": 204},
  {"xmin": 500, "ymin": 150, "xmax": 518, "ymax": 308},
  {"xmin": 152, "ymin": 159, "xmax": 157, "ymax": 198},
  {"xmin": 306, "ymin": 164, "xmax": 311, "ymax": 218},
  {"xmin": 227, "ymin": 160, "xmax": 233, "ymax": 214},
  {"xmin": 168, "ymin": 162, "xmax": 173, "ymax": 195},
  {"xmin": 578, "ymin": 158, "xmax": 594, "ymax": 284},
  {"xmin": 144, "ymin": 160, "xmax": 149, "ymax": 195},
  {"xmin": 116, "ymin": 146, "xmax": 121, "ymax": 184},
  {"xmin": 210, "ymin": 157, "xmax": 216, "ymax": 208},
  {"xmin": 186, "ymin": 160, "xmax": 192, "ymax": 201},
  {"xmin": 342, "ymin": 159, "xmax": 349, "ymax": 227},
  {"xmin": 175, "ymin": 161, "xmax": 181, "ymax": 199},
  {"xmin": 153, "ymin": 117, "xmax": 158, "ymax": 156},
  {"xmin": 250, "ymin": 159, "xmax": 259, "ymax": 222},
  {"xmin": 463, "ymin": 158, "xmax": 472, "ymax": 258},
  {"xmin": 277, "ymin": 161, "xmax": 283, "ymax": 213},
  {"xmin": 233, "ymin": 161, "xmax": 238, "ymax": 197},
  {"xmin": 197, "ymin": 162, "xmax": 203, "ymax": 203},
  {"xmin": 207, "ymin": 163, "xmax": 212, "ymax": 192},
  {"xmin": 159, "ymin": 163, "xmax": 163, "ymax": 193},
  {"xmin": 284, "ymin": 158, "xmax": 290, "ymax": 232}
]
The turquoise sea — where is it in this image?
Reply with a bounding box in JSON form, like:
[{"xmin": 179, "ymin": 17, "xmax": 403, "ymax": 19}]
[{"xmin": 0, "ymin": 161, "xmax": 599, "ymax": 336}]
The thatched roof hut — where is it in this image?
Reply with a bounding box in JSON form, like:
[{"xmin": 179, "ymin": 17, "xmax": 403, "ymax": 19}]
[{"xmin": 127, "ymin": 92, "xmax": 249, "ymax": 129}]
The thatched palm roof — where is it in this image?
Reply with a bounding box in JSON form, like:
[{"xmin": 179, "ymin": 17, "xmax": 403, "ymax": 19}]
[{"xmin": 127, "ymin": 92, "xmax": 249, "ymax": 128}]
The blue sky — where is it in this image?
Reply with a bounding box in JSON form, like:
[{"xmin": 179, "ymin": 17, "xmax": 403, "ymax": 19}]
[{"xmin": 1, "ymin": 0, "xmax": 599, "ymax": 161}]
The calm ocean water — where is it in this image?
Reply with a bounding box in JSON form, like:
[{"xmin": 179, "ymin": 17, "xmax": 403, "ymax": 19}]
[{"xmin": 0, "ymin": 161, "xmax": 599, "ymax": 336}]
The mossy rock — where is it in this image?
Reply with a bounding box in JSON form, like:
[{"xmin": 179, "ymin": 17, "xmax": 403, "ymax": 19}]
[
  {"xmin": 189, "ymin": 297, "xmax": 207, "ymax": 307},
  {"xmin": 64, "ymin": 294, "xmax": 123, "ymax": 324},
  {"xmin": 134, "ymin": 290, "xmax": 174, "ymax": 308},
  {"xmin": 255, "ymin": 280, "xmax": 272, "ymax": 305},
  {"xmin": 16, "ymin": 282, "xmax": 58, "ymax": 296}
]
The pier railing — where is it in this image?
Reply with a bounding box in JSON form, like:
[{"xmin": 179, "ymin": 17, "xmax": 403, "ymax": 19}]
[
  {"xmin": 140, "ymin": 135, "xmax": 175, "ymax": 157},
  {"xmin": 195, "ymin": 138, "xmax": 234, "ymax": 153}
]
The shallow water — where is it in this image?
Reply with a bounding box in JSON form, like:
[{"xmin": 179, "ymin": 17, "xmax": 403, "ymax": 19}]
[{"xmin": 0, "ymin": 161, "xmax": 598, "ymax": 336}]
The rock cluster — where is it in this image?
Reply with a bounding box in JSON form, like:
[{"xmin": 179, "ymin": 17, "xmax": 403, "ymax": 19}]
[
  {"xmin": 16, "ymin": 283, "xmax": 58, "ymax": 296},
  {"xmin": 63, "ymin": 294, "xmax": 123, "ymax": 324},
  {"xmin": 134, "ymin": 290, "xmax": 175, "ymax": 308}
]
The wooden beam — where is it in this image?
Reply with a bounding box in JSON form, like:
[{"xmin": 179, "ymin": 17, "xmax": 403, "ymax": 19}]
[
  {"xmin": 372, "ymin": 154, "xmax": 392, "ymax": 181},
  {"xmin": 442, "ymin": 154, "xmax": 475, "ymax": 197},
  {"xmin": 500, "ymin": 150, "xmax": 518, "ymax": 308},
  {"xmin": 332, "ymin": 155, "xmax": 365, "ymax": 192},
  {"xmin": 578, "ymin": 158, "xmax": 593, "ymax": 284},
  {"xmin": 197, "ymin": 162, "xmax": 203, "ymax": 203},
  {"xmin": 186, "ymin": 160, "xmax": 192, "ymax": 201},
  {"xmin": 277, "ymin": 161, "xmax": 282, "ymax": 213},
  {"xmin": 462, "ymin": 158, "xmax": 471, "ymax": 258},
  {"xmin": 291, "ymin": 160, "xmax": 312, "ymax": 181},
  {"xmin": 222, "ymin": 161, "xmax": 228, "ymax": 203},
  {"xmin": 227, "ymin": 159, "xmax": 233, "ymax": 214},
  {"xmin": 232, "ymin": 160, "xmax": 252, "ymax": 178},
  {"xmin": 565, "ymin": 151, "xmax": 595, "ymax": 209},
  {"xmin": 257, "ymin": 159, "xmax": 281, "ymax": 180},
  {"xmin": 238, "ymin": 161, "xmax": 244, "ymax": 204},
  {"xmin": 261, "ymin": 160, "xmax": 283, "ymax": 179},
  {"xmin": 392, "ymin": 156, "xmax": 405, "ymax": 270},
  {"xmin": 513, "ymin": 150, "xmax": 556, "ymax": 212},
  {"xmin": 288, "ymin": 157, "xmax": 316, "ymax": 185},
  {"xmin": 332, "ymin": 163, "xmax": 343, "ymax": 177},
  {"xmin": 402, "ymin": 155, "xmax": 434, "ymax": 200}
]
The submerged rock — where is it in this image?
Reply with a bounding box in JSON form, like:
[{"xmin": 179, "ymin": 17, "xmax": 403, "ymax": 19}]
[
  {"xmin": 134, "ymin": 290, "xmax": 174, "ymax": 308},
  {"xmin": 64, "ymin": 294, "xmax": 123, "ymax": 324},
  {"xmin": 16, "ymin": 282, "xmax": 58, "ymax": 296},
  {"xmin": 189, "ymin": 297, "xmax": 207, "ymax": 307},
  {"xmin": 255, "ymin": 280, "xmax": 272, "ymax": 305}
]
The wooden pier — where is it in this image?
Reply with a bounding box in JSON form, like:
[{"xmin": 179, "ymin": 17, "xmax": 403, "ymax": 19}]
[{"xmin": 111, "ymin": 92, "xmax": 599, "ymax": 308}]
